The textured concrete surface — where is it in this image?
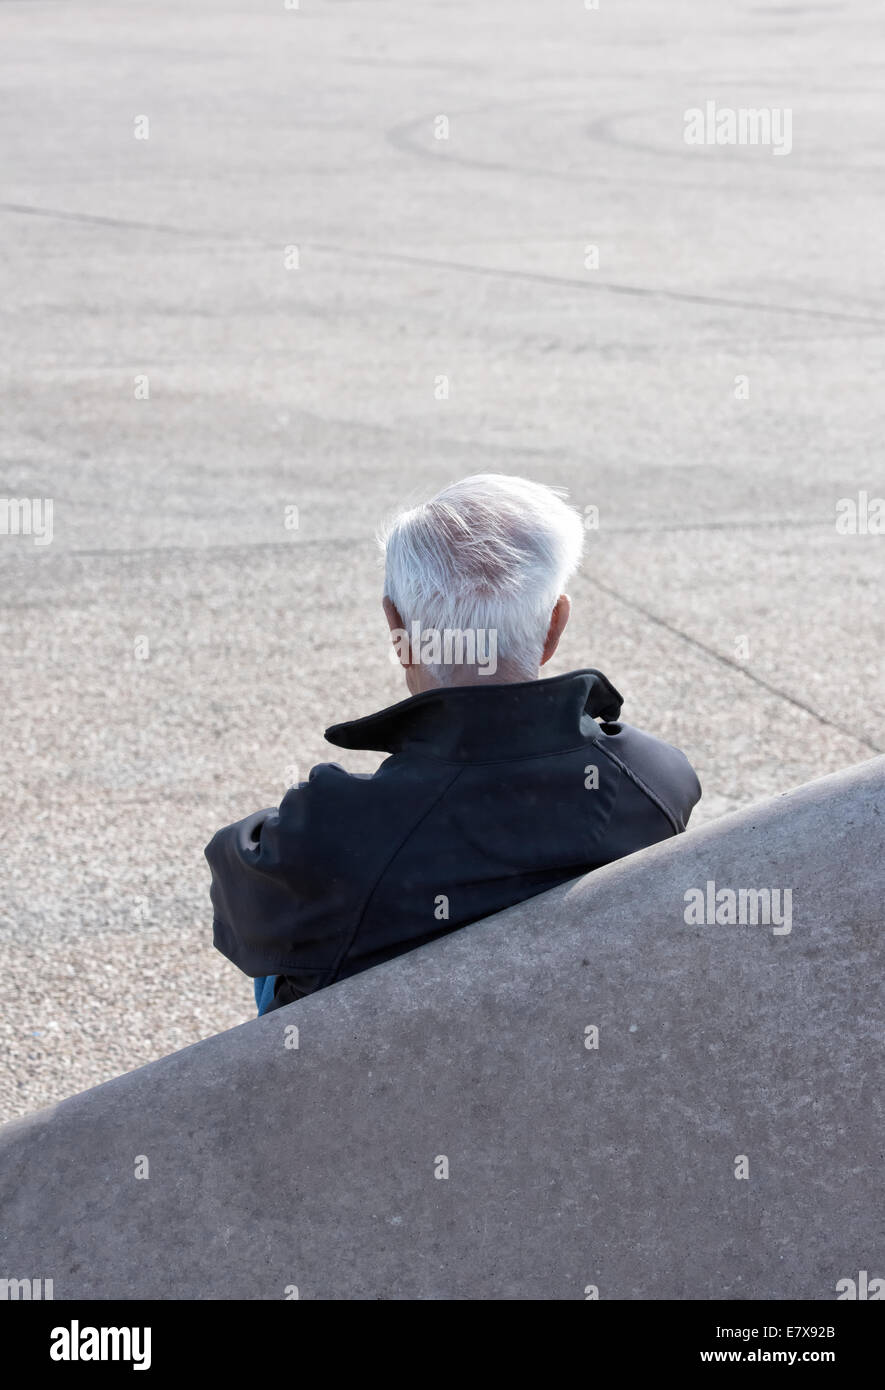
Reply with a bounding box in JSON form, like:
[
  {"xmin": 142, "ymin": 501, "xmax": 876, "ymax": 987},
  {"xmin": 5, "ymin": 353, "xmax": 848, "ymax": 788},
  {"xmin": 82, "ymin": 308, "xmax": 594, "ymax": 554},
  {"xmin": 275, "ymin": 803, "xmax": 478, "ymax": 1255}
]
[
  {"xmin": 2, "ymin": 0, "xmax": 884, "ymax": 1121},
  {"xmin": 0, "ymin": 758, "xmax": 882, "ymax": 1300}
]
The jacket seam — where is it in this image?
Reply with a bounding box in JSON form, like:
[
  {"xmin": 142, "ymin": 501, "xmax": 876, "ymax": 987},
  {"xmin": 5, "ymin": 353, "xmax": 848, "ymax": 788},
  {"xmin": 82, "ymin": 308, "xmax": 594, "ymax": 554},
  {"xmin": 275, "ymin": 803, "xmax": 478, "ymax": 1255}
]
[
  {"xmin": 593, "ymin": 739, "xmax": 681, "ymax": 833},
  {"xmin": 381, "ymin": 739, "xmax": 605, "ymax": 768},
  {"xmin": 324, "ymin": 764, "xmax": 468, "ymax": 984}
]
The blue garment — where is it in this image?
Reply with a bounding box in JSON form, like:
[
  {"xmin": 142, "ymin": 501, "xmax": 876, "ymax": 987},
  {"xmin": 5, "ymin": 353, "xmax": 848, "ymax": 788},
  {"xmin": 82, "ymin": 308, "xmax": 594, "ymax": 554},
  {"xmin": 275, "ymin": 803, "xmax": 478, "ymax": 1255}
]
[{"xmin": 253, "ymin": 974, "xmax": 277, "ymax": 1016}]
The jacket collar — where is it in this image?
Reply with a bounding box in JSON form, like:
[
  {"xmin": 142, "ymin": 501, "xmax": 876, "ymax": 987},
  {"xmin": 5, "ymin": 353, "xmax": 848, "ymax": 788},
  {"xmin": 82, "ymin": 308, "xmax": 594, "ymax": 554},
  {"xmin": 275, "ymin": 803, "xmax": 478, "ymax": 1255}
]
[{"xmin": 324, "ymin": 668, "xmax": 623, "ymax": 762}]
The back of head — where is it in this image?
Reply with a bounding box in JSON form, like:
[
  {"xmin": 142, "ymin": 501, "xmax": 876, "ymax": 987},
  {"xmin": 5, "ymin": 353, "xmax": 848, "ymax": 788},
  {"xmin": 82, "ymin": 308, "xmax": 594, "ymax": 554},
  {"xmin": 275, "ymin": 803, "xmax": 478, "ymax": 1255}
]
[{"xmin": 381, "ymin": 473, "xmax": 584, "ymax": 684}]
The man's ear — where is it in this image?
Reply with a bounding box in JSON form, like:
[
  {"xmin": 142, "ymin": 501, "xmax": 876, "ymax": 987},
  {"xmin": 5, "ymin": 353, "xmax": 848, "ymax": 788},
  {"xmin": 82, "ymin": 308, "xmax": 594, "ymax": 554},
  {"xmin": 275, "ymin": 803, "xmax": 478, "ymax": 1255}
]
[
  {"xmin": 383, "ymin": 595, "xmax": 403, "ymax": 634},
  {"xmin": 540, "ymin": 594, "xmax": 571, "ymax": 666},
  {"xmin": 383, "ymin": 596, "xmax": 409, "ymax": 668}
]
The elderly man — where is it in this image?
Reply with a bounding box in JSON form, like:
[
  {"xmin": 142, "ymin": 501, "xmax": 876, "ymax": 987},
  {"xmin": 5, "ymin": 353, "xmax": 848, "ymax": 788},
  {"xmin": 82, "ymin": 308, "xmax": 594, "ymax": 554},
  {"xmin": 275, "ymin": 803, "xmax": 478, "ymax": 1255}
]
[{"xmin": 206, "ymin": 474, "xmax": 701, "ymax": 1016}]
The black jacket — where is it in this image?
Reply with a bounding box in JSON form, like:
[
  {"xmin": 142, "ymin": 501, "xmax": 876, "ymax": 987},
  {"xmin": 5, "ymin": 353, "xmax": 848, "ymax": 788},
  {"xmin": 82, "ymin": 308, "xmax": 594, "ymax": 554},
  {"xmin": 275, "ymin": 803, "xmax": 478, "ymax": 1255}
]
[{"xmin": 206, "ymin": 668, "xmax": 701, "ymax": 1012}]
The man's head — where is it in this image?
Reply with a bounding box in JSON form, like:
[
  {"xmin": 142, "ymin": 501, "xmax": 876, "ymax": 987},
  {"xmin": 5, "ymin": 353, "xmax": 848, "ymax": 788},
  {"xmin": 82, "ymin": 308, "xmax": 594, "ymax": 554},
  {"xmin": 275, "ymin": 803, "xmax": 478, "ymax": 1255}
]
[{"xmin": 380, "ymin": 473, "xmax": 584, "ymax": 693}]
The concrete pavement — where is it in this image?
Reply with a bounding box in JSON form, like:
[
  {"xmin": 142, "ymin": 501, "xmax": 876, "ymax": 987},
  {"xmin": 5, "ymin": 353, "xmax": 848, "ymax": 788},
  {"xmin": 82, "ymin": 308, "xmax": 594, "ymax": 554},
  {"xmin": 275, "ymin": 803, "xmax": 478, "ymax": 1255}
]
[{"xmin": 1, "ymin": 0, "xmax": 882, "ymax": 1120}]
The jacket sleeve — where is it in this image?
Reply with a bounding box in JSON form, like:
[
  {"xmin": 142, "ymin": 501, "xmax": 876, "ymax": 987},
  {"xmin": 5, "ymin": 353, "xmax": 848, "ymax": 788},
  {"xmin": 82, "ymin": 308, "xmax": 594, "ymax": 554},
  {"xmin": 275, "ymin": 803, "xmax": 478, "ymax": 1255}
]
[
  {"xmin": 204, "ymin": 770, "xmax": 364, "ymax": 990},
  {"xmin": 204, "ymin": 788, "xmax": 313, "ymax": 980}
]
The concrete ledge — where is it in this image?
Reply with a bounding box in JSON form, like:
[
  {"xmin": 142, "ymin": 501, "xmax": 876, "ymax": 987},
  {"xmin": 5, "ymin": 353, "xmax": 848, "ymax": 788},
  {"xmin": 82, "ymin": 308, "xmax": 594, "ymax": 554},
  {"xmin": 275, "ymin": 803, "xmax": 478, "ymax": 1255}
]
[{"xmin": 1, "ymin": 757, "xmax": 883, "ymax": 1299}]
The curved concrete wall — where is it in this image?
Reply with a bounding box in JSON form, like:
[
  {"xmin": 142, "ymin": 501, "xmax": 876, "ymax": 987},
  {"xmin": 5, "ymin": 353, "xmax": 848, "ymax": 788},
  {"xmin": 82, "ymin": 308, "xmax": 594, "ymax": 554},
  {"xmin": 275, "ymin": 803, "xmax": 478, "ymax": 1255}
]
[{"xmin": 1, "ymin": 758, "xmax": 882, "ymax": 1300}]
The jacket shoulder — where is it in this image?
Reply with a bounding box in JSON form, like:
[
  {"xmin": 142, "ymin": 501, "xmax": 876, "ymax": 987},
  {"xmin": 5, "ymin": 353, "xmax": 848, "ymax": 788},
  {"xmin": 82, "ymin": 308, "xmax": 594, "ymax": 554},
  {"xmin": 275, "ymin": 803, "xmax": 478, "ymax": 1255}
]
[{"xmin": 593, "ymin": 722, "xmax": 702, "ymax": 831}]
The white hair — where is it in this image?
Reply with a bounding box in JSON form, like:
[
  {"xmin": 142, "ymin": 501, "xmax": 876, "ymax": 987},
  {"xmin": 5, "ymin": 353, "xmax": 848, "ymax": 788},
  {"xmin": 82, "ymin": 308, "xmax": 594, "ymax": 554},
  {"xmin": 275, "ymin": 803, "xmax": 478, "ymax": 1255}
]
[{"xmin": 380, "ymin": 473, "xmax": 584, "ymax": 683}]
